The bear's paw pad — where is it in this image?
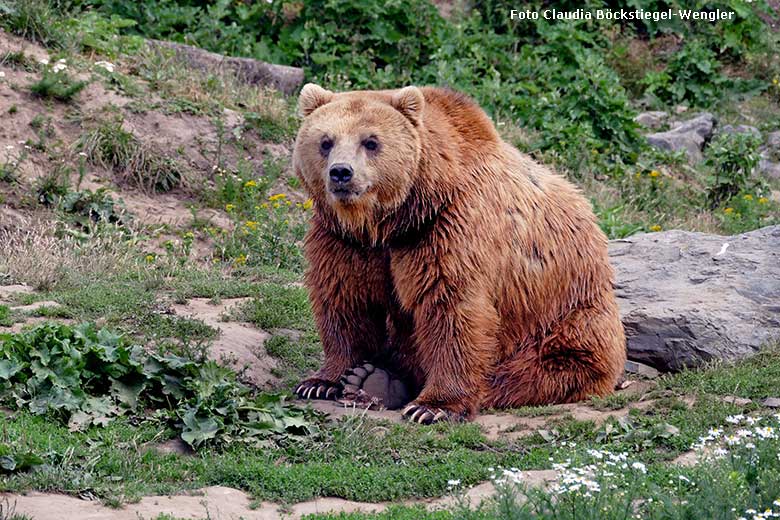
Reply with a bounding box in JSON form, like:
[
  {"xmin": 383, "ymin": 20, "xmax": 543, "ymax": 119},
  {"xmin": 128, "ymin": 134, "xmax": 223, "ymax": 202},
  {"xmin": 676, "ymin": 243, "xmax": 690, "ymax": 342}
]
[{"xmin": 340, "ymin": 363, "xmax": 410, "ymax": 410}]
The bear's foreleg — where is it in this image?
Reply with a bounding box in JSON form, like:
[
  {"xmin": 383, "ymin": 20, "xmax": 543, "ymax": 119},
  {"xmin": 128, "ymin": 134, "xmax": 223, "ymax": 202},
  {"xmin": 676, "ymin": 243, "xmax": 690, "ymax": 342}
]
[
  {"xmin": 295, "ymin": 223, "xmax": 389, "ymax": 400},
  {"xmin": 402, "ymin": 292, "xmax": 499, "ymax": 423}
]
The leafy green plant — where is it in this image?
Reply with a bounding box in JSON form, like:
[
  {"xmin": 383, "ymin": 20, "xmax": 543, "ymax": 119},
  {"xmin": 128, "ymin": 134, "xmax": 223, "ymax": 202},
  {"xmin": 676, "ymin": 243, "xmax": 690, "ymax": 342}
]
[
  {"xmin": 705, "ymin": 132, "xmax": 764, "ymax": 207},
  {"xmin": 0, "ymin": 322, "xmax": 318, "ymax": 448},
  {"xmin": 34, "ymin": 163, "xmax": 71, "ymax": 206},
  {"xmin": 29, "ymin": 65, "xmax": 88, "ymax": 102},
  {"xmin": 59, "ymin": 188, "xmax": 129, "ymax": 228},
  {"xmin": 0, "ymin": 445, "xmax": 44, "ymax": 475},
  {"xmin": 214, "ymin": 191, "xmax": 309, "ymax": 272},
  {"xmin": 643, "ymin": 40, "xmax": 730, "ymax": 108},
  {"xmin": 0, "ymin": 305, "xmax": 12, "ymax": 327}
]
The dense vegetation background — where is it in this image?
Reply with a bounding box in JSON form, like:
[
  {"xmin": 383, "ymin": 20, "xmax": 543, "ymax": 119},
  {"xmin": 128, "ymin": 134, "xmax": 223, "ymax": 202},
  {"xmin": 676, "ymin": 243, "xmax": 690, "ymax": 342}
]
[{"xmin": 18, "ymin": 0, "xmax": 774, "ymax": 236}]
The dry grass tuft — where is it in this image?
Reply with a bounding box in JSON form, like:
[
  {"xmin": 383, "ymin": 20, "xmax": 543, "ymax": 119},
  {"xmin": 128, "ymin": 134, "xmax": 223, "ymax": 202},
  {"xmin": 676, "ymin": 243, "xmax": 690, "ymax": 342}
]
[{"xmin": 0, "ymin": 221, "xmax": 140, "ymax": 291}]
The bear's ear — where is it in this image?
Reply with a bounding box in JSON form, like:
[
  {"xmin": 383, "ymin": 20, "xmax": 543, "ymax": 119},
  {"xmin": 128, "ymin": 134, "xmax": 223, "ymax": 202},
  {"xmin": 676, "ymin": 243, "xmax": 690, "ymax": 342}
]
[
  {"xmin": 391, "ymin": 86, "xmax": 424, "ymax": 126},
  {"xmin": 299, "ymin": 83, "xmax": 334, "ymax": 117}
]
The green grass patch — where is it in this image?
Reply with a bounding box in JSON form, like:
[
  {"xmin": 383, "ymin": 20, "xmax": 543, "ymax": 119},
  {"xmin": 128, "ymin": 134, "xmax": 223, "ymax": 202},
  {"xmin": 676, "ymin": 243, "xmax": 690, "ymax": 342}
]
[
  {"xmin": 241, "ymin": 284, "xmax": 313, "ymax": 331},
  {"xmin": 662, "ymin": 343, "xmax": 780, "ymax": 399}
]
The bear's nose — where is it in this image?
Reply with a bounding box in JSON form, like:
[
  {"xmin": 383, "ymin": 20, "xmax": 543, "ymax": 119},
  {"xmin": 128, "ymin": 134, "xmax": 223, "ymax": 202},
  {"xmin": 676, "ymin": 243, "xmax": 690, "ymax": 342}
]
[{"xmin": 329, "ymin": 163, "xmax": 353, "ymax": 183}]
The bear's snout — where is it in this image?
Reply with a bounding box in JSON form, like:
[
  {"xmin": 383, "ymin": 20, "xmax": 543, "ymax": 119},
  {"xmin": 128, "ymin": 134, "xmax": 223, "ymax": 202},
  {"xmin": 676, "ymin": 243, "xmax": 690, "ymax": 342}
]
[{"xmin": 329, "ymin": 163, "xmax": 354, "ymax": 184}]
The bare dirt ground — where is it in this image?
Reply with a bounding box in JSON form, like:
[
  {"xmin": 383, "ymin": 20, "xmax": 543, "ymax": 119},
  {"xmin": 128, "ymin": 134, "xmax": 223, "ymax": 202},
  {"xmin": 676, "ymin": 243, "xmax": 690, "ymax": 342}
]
[
  {"xmin": 171, "ymin": 297, "xmax": 278, "ymax": 388},
  {"xmin": 5, "ymin": 473, "xmax": 558, "ymax": 520}
]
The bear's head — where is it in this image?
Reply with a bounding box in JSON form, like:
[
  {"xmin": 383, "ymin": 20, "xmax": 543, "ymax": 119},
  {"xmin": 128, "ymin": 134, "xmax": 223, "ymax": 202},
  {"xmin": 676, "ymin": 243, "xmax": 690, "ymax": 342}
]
[{"xmin": 293, "ymin": 83, "xmax": 425, "ymax": 239}]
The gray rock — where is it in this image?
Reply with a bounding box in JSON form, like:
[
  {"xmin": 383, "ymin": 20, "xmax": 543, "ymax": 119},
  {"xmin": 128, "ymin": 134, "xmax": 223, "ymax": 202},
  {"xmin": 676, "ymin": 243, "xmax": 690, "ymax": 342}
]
[
  {"xmin": 147, "ymin": 40, "xmax": 304, "ymax": 95},
  {"xmin": 719, "ymin": 124, "xmax": 761, "ymax": 138},
  {"xmin": 761, "ymin": 397, "xmax": 780, "ymax": 408},
  {"xmin": 610, "ymin": 225, "xmax": 780, "ymax": 372},
  {"xmin": 634, "ymin": 111, "xmax": 669, "ymax": 130},
  {"xmin": 645, "ymin": 113, "xmax": 716, "ymax": 163},
  {"xmin": 722, "ymin": 396, "xmax": 752, "ymax": 406},
  {"xmin": 766, "ymin": 131, "xmax": 780, "ymax": 149},
  {"xmin": 758, "ymin": 156, "xmax": 780, "ymax": 180}
]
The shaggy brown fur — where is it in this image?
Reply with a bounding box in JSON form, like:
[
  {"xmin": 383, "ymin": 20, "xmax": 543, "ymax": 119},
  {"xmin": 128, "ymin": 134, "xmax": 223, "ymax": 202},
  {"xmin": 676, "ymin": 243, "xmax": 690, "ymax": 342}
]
[{"xmin": 292, "ymin": 83, "xmax": 626, "ymax": 423}]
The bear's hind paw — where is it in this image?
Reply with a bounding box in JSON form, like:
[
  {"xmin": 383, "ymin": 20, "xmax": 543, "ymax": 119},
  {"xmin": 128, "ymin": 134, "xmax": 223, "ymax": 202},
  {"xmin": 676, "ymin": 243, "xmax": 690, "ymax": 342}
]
[{"xmin": 294, "ymin": 378, "xmax": 341, "ymax": 400}]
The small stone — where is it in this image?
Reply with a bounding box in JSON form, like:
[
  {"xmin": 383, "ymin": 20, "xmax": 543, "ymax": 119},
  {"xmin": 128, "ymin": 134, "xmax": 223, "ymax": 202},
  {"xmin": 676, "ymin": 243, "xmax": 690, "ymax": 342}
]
[
  {"xmin": 719, "ymin": 124, "xmax": 761, "ymax": 138},
  {"xmin": 722, "ymin": 396, "xmax": 752, "ymax": 406},
  {"xmin": 634, "ymin": 111, "xmax": 668, "ymax": 130},
  {"xmin": 761, "ymin": 397, "xmax": 780, "ymax": 408},
  {"xmin": 624, "ymin": 360, "xmax": 660, "ymax": 379}
]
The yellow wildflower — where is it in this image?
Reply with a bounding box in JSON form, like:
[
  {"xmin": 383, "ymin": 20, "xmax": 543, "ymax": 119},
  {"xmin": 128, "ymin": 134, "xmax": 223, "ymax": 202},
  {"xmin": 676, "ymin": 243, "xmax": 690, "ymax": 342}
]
[
  {"xmin": 234, "ymin": 254, "xmax": 247, "ymax": 266},
  {"xmin": 225, "ymin": 203, "xmax": 235, "ymax": 212},
  {"xmin": 743, "ymin": 194, "xmax": 753, "ymax": 201},
  {"xmin": 244, "ymin": 179, "xmax": 257, "ymax": 188},
  {"xmin": 303, "ymin": 198, "xmax": 313, "ymax": 210},
  {"xmin": 649, "ymin": 225, "xmax": 662, "ymax": 232},
  {"xmin": 634, "ymin": 172, "xmax": 641, "ymax": 179},
  {"xmin": 245, "ymin": 220, "xmax": 258, "ymax": 230},
  {"xmin": 183, "ymin": 231, "xmax": 194, "ymax": 239},
  {"xmin": 261, "ymin": 203, "xmax": 269, "ymax": 209},
  {"xmin": 268, "ymin": 193, "xmax": 287, "ymax": 201},
  {"xmin": 273, "ymin": 202, "xmax": 281, "ymax": 209},
  {"xmin": 286, "ymin": 200, "xmax": 292, "ymax": 206},
  {"xmin": 145, "ymin": 254, "xmax": 155, "ymax": 263},
  {"xmin": 758, "ymin": 197, "xmax": 769, "ymax": 204},
  {"xmin": 774, "ymin": 77, "xmax": 779, "ymax": 85},
  {"xmin": 649, "ymin": 170, "xmax": 660, "ymax": 178},
  {"xmin": 724, "ymin": 207, "xmax": 734, "ymax": 214}
]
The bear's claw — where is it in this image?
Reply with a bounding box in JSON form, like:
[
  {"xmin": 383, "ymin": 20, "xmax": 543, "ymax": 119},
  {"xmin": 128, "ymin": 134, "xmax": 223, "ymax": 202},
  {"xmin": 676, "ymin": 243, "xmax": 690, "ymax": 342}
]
[
  {"xmin": 402, "ymin": 403, "xmax": 451, "ymax": 424},
  {"xmin": 294, "ymin": 379, "xmax": 341, "ymax": 401}
]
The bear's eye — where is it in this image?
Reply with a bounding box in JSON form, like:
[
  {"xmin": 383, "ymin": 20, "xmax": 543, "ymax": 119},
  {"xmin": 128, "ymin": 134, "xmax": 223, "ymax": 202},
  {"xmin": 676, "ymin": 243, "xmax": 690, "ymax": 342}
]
[
  {"xmin": 362, "ymin": 138, "xmax": 379, "ymax": 152},
  {"xmin": 320, "ymin": 138, "xmax": 333, "ymax": 155}
]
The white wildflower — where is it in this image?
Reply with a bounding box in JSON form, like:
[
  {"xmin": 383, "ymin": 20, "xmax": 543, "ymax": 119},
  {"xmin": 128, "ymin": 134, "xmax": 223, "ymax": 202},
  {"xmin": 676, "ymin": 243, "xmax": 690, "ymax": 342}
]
[
  {"xmin": 94, "ymin": 60, "xmax": 115, "ymax": 73},
  {"xmin": 38, "ymin": 57, "xmax": 49, "ymax": 65},
  {"xmin": 631, "ymin": 461, "xmax": 647, "ymax": 474},
  {"xmin": 726, "ymin": 415, "xmax": 744, "ymax": 424}
]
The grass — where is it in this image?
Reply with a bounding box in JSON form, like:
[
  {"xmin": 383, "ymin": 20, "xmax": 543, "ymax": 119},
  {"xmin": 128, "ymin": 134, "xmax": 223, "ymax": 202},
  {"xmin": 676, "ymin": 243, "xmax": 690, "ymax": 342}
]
[
  {"xmin": 76, "ymin": 113, "xmax": 183, "ymax": 193},
  {"xmin": 662, "ymin": 343, "xmax": 780, "ymax": 399}
]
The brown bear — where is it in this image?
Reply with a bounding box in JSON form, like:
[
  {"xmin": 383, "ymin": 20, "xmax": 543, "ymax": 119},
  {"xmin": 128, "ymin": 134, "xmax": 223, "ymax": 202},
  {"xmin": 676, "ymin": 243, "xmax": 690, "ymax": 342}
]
[{"xmin": 292, "ymin": 83, "xmax": 626, "ymax": 424}]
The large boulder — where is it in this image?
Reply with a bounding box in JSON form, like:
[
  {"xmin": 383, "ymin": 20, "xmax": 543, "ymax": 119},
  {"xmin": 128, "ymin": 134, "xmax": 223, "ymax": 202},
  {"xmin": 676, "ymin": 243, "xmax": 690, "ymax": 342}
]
[
  {"xmin": 148, "ymin": 40, "xmax": 304, "ymax": 95},
  {"xmin": 610, "ymin": 226, "xmax": 780, "ymax": 372},
  {"xmin": 645, "ymin": 112, "xmax": 716, "ymax": 163}
]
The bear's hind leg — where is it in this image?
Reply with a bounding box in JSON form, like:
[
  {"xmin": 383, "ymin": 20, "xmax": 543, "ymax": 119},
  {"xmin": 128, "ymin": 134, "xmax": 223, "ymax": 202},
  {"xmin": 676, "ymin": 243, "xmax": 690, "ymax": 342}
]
[{"xmin": 488, "ymin": 304, "xmax": 626, "ymax": 407}]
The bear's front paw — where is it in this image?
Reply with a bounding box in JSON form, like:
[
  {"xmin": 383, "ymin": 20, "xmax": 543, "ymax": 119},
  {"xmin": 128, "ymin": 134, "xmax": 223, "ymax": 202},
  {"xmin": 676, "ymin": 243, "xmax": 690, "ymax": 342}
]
[
  {"xmin": 402, "ymin": 403, "xmax": 460, "ymax": 424},
  {"xmin": 294, "ymin": 378, "xmax": 341, "ymax": 400}
]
